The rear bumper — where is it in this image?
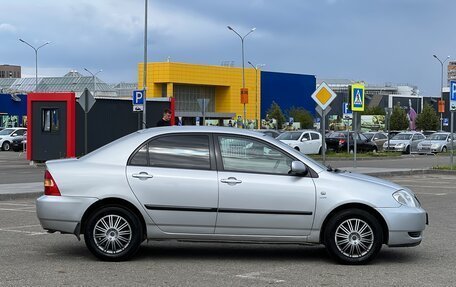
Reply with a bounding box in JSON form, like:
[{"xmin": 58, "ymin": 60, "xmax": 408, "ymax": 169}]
[
  {"xmin": 36, "ymin": 195, "xmax": 98, "ymax": 234},
  {"xmin": 376, "ymin": 206, "xmax": 427, "ymax": 247}
]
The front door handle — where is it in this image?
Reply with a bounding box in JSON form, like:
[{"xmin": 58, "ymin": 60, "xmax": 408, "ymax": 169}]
[
  {"xmin": 132, "ymin": 172, "xmax": 154, "ymax": 180},
  {"xmin": 220, "ymin": 177, "xmax": 242, "ymax": 185}
]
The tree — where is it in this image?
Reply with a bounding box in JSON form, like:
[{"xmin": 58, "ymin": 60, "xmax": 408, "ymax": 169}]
[
  {"xmin": 389, "ymin": 104, "xmax": 409, "ymax": 130},
  {"xmin": 287, "ymin": 106, "xmax": 314, "ymax": 129},
  {"xmin": 266, "ymin": 101, "xmax": 285, "ymax": 129},
  {"xmin": 416, "ymin": 103, "xmax": 439, "ymax": 131},
  {"xmin": 360, "ymin": 106, "xmax": 386, "ymax": 115}
]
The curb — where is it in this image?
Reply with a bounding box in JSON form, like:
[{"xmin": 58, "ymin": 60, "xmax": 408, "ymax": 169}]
[
  {"xmin": 0, "ymin": 191, "xmax": 42, "ymax": 201},
  {"xmin": 363, "ymin": 169, "xmax": 456, "ymax": 177}
]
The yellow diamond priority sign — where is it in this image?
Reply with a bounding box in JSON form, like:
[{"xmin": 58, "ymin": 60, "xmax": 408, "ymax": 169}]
[{"xmin": 311, "ymin": 82, "xmax": 337, "ymax": 110}]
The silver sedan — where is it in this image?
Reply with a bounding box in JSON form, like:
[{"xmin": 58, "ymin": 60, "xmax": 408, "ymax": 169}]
[{"xmin": 36, "ymin": 126, "xmax": 427, "ymax": 264}]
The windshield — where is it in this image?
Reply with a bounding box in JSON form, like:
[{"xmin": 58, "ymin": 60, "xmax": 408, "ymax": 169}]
[
  {"xmin": 392, "ymin": 134, "xmax": 412, "ymax": 140},
  {"xmin": 428, "ymin": 134, "xmax": 448, "ymax": 141},
  {"xmin": 0, "ymin": 128, "xmax": 14, "ymax": 135},
  {"xmin": 277, "ymin": 132, "xmax": 302, "ymax": 141}
]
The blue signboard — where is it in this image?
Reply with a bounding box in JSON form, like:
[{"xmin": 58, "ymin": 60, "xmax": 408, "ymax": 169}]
[
  {"xmin": 342, "ymin": 102, "xmax": 352, "ymax": 115},
  {"xmin": 443, "ymin": 118, "xmax": 449, "ymax": 126},
  {"xmin": 132, "ymin": 90, "xmax": 144, "ymax": 105},
  {"xmin": 450, "ymin": 81, "xmax": 456, "ymax": 111}
]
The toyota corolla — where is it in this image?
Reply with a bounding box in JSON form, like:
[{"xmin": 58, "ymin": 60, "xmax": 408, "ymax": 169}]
[{"xmin": 36, "ymin": 126, "xmax": 427, "ymax": 264}]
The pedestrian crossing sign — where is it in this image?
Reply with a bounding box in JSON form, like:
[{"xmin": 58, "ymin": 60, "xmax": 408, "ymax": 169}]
[{"xmin": 351, "ymin": 84, "xmax": 365, "ymax": 112}]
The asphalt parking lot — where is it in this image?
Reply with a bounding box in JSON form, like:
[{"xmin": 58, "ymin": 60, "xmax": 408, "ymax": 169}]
[{"xmin": 0, "ymin": 173, "xmax": 454, "ymax": 286}]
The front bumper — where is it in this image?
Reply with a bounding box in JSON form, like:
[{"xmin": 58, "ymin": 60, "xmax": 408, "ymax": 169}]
[
  {"xmin": 384, "ymin": 145, "xmax": 406, "ymax": 152},
  {"xmin": 36, "ymin": 195, "xmax": 98, "ymax": 234},
  {"xmin": 376, "ymin": 206, "xmax": 427, "ymax": 247}
]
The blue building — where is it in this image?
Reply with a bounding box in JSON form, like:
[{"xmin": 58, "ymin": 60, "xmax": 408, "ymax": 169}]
[
  {"xmin": 0, "ymin": 93, "xmax": 27, "ymax": 127},
  {"xmin": 261, "ymin": 71, "xmax": 316, "ymax": 119}
]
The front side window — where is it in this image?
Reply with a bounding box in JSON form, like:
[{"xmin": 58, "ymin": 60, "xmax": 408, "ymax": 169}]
[
  {"xmin": 129, "ymin": 135, "xmax": 211, "ymax": 170},
  {"xmin": 218, "ymin": 136, "xmax": 293, "ymax": 175}
]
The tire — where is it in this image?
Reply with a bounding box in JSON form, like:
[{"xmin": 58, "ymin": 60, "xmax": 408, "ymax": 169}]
[
  {"xmin": 2, "ymin": 141, "xmax": 11, "ymax": 151},
  {"xmin": 442, "ymin": 146, "xmax": 447, "ymax": 153},
  {"xmin": 324, "ymin": 209, "xmax": 383, "ymax": 265},
  {"xmin": 84, "ymin": 205, "xmax": 143, "ymax": 261},
  {"xmin": 372, "ymin": 146, "xmax": 378, "ymax": 153},
  {"xmin": 404, "ymin": 146, "xmax": 410, "ymax": 154},
  {"xmin": 318, "ymin": 147, "xmax": 322, "ymax": 155}
]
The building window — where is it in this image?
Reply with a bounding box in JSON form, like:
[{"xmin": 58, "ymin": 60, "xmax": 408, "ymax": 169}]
[{"xmin": 41, "ymin": 108, "xmax": 60, "ymax": 133}]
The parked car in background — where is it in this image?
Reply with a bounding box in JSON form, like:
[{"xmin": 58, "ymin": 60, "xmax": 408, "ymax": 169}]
[
  {"xmin": 0, "ymin": 127, "xmax": 27, "ymax": 151},
  {"xmin": 417, "ymin": 132, "xmax": 455, "ymax": 154},
  {"xmin": 36, "ymin": 126, "xmax": 427, "ymax": 264},
  {"xmin": 422, "ymin": 130, "xmax": 437, "ymax": 138},
  {"xmin": 257, "ymin": 129, "xmax": 281, "ymax": 138},
  {"xmin": 11, "ymin": 131, "xmax": 27, "ymax": 152},
  {"xmin": 277, "ymin": 130, "xmax": 324, "ymax": 154},
  {"xmin": 363, "ymin": 132, "xmax": 388, "ymax": 151},
  {"xmin": 386, "ymin": 131, "xmax": 402, "ymax": 139},
  {"xmin": 326, "ymin": 131, "xmax": 377, "ymax": 153},
  {"xmin": 383, "ymin": 132, "xmax": 426, "ymax": 153}
]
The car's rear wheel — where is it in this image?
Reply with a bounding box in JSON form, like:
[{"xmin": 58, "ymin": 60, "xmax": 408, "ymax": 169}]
[
  {"xmin": 324, "ymin": 209, "xmax": 383, "ymax": 265},
  {"xmin": 2, "ymin": 141, "xmax": 11, "ymax": 151},
  {"xmin": 84, "ymin": 205, "xmax": 143, "ymax": 261}
]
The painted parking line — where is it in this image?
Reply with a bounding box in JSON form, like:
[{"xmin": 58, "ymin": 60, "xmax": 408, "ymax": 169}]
[
  {"xmin": 0, "ymin": 224, "xmax": 47, "ymax": 236},
  {"xmin": 235, "ymin": 271, "xmax": 285, "ymax": 283},
  {"xmin": 0, "ymin": 208, "xmax": 36, "ymax": 213}
]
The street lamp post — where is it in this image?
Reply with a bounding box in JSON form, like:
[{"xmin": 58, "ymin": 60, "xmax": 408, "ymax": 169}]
[
  {"xmin": 248, "ymin": 61, "xmax": 265, "ymax": 129},
  {"xmin": 83, "ymin": 68, "xmax": 102, "ymax": 97},
  {"xmin": 227, "ymin": 26, "xmax": 256, "ymax": 128},
  {"xmin": 142, "ymin": 0, "xmax": 148, "ymax": 129},
  {"xmin": 433, "ymin": 54, "xmax": 450, "ymax": 131},
  {"xmin": 19, "ymin": 39, "xmax": 51, "ymax": 92}
]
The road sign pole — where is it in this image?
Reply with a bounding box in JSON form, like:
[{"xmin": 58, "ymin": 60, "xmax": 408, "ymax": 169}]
[
  {"xmin": 451, "ymin": 111, "xmax": 454, "ymax": 169},
  {"xmin": 353, "ymin": 112, "xmax": 357, "ymax": 168},
  {"xmin": 347, "ymin": 118, "xmax": 350, "ymax": 154},
  {"xmin": 322, "ymin": 113, "xmax": 326, "ymax": 165}
]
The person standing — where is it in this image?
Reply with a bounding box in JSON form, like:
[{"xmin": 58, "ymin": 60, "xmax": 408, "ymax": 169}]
[{"xmin": 156, "ymin": 109, "xmax": 172, "ymax": 127}]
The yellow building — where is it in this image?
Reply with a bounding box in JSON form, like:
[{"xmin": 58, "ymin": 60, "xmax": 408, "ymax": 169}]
[{"xmin": 138, "ymin": 62, "xmax": 260, "ymax": 126}]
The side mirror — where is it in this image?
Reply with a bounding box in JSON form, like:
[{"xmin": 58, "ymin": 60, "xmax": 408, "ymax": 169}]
[
  {"xmin": 301, "ymin": 138, "xmax": 308, "ymax": 142},
  {"xmin": 290, "ymin": 161, "xmax": 308, "ymax": 176},
  {"xmin": 12, "ymin": 133, "xmax": 17, "ymax": 137}
]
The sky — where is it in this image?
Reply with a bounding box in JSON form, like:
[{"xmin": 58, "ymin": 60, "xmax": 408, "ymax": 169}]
[{"xmin": 0, "ymin": 0, "xmax": 454, "ymax": 96}]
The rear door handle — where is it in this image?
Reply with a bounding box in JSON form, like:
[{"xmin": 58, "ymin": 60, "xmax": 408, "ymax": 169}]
[
  {"xmin": 220, "ymin": 177, "xmax": 242, "ymax": 185},
  {"xmin": 132, "ymin": 172, "xmax": 154, "ymax": 180}
]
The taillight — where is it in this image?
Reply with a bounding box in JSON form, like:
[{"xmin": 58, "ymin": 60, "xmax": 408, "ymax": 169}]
[
  {"xmin": 339, "ymin": 139, "xmax": 346, "ymax": 145},
  {"xmin": 44, "ymin": 170, "xmax": 61, "ymax": 196}
]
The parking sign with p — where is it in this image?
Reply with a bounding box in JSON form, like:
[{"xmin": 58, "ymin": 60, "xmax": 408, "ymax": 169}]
[
  {"xmin": 132, "ymin": 90, "xmax": 145, "ymax": 112},
  {"xmin": 450, "ymin": 81, "xmax": 456, "ymax": 111}
]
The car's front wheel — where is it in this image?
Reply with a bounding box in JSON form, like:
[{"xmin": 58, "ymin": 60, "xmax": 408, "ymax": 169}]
[
  {"xmin": 84, "ymin": 205, "xmax": 143, "ymax": 261},
  {"xmin": 2, "ymin": 141, "xmax": 11, "ymax": 151},
  {"xmin": 324, "ymin": 209, "xmax": 383, "ymax": 265}
]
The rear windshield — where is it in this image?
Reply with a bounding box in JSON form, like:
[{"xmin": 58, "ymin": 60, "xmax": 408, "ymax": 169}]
[
  {"xmin": 277, "ymin": 132, "xmax": 301, "ymax": 141},
  {"xmin": 328, "ymin": 132, "xmax": 346, "ymax": 138},
  {"xmin": 363, "ymin": 133, "xmax": 374, "ymax": 140}
]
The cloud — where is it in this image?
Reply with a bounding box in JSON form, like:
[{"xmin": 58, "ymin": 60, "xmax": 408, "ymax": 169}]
[{"xmin": 0, "ymin": 23, "xmax": 17, "ymax": 33}]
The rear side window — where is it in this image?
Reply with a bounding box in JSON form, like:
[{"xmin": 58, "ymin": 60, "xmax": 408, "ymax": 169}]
[
  {"xmin": 129, "ymin": 135, "xmax": 211, "ymax": 170},
  {"xmin": 310, "ymin": 133, "xmax": 319, "ymax": 140}
]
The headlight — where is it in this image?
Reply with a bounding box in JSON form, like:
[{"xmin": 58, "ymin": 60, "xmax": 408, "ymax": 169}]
[
  {"xmin": 431, "ymin": 144, "xmax": 440, "ymax": 149},
  {"xmin": 393, "ymin": 190, "xmax": 420, "ymax": 207}
]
